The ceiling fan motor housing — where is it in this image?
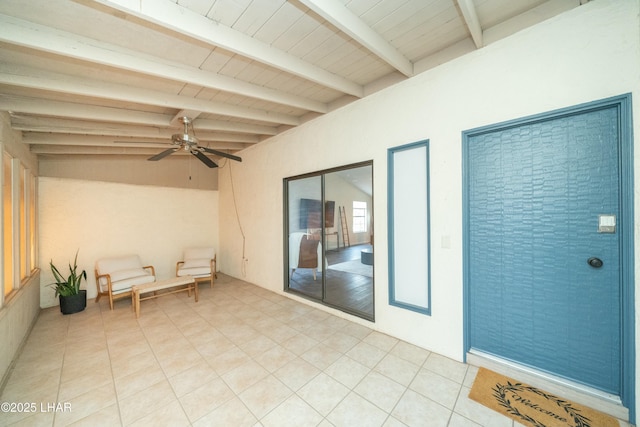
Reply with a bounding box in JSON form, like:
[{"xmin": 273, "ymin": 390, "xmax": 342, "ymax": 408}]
[{"xmin": 172, "ymin": 133, "xmax": 198, "ymax": 145}]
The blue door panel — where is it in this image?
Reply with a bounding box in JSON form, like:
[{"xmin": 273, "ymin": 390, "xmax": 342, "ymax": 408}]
[{"xmin": 468, "ymin": 106, "xmax": 621, "ymax": 394}]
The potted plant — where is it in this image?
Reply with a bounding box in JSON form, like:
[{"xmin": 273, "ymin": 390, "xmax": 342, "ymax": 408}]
[{"xmin": 49, "ymin": 250, "xmax": 87, "ymax": 315}]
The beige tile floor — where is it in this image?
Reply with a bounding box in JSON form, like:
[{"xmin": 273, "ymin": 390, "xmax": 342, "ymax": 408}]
[{"xmin": 0, "ymin": 274, "xmax": 629, "ymax": 427}]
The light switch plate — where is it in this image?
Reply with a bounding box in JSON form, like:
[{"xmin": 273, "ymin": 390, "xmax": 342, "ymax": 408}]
[{"xmin": 598, "ymin": 214, "xmax": 616, "ymax": 233}]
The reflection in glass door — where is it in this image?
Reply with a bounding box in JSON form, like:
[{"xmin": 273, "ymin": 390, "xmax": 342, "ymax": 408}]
[
  {"xmin": 286, "ymin": 175, "xmax": 322, "ymax": 300},
  {"xmin": 285, "ymin": 162, "xmax": 373, "ymax": 320}
]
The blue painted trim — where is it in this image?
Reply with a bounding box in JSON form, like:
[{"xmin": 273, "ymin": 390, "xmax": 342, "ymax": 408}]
[
  {"xmin": 387, "ymin": 139, "xmax": 431, "ymax": 315},
  {"xmin": 618, "ymin": 93, "xmax": 635, "ymax": 424},
  {"xmin": 461, "ymin": 136, "xmax": 471, "ymax": 362},
  {"xmin": 461, "ymin": 94, "xmax": 635, "ymax": 424}
]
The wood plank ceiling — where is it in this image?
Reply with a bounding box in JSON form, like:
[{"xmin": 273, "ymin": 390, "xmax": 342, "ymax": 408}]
[{"xmin": 0, "ymin": 0, "xmax": 582, "ymax": 164}]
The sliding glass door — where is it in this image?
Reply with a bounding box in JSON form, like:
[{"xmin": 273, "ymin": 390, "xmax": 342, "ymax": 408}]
[
  {"xmin": 284, "ymin": 162, "xmax": 373, "ymax": 320},
  {"xmin": 286, "ymin": 175, "xmax": 323, "ymax": 300}
]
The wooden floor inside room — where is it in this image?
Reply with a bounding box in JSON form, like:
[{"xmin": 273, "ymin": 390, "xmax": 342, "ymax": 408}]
[{"xmin": 288, "ymin": 244, "xmax": 374, "ymax": 320}]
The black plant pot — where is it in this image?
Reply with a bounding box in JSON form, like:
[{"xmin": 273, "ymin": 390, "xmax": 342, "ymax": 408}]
[{"xmin": 59, "ymin": 290, "xmax": 87, "ymax": 315}]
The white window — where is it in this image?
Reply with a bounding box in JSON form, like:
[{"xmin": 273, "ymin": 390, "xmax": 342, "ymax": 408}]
[
  {"xmin": 352, "ymin": 201, "xmax": 367, "ymax": 233},
  {"xmin": 1, "ymin": 154, "xmax": 38, "ymax": 306},
  {"xmin": 3, "ymin": 152, "xmax": 13, "ymax": 299}
]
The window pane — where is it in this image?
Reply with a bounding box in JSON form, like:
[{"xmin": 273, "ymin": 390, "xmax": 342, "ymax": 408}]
[
  {"xmin": 3, "ymin": 152, "xmax": 13, "ymax": 296},
  {"xmin": 29, "ymin": 173, "xmax": 36, "ymax": 272},
  {"xmin": 352, "ymin": 201, "xmax": 367, "ymax": 233},
  {"xmin": 19, "ymin": 164, "xmax": 26, "ymax": 279}
]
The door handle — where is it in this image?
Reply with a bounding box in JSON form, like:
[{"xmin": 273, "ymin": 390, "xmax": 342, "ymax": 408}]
[{"xmin": 587, "ymin": 257, "xmax": 603, "ymax": 268}]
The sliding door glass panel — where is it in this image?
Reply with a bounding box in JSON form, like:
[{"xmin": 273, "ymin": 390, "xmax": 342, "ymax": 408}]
[
  {"xmin": 286, "ymin": 176, "xmax": 322, "ymax": 300},
  {"xmin": 285, "ymin": 162, "xmax": 374, "ymax": 321},
  {"xmin": 323, "ymin": 166, "xmax": 374, "ymax": 318}
]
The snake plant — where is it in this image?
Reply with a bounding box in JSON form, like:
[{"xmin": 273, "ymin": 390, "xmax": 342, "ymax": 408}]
[{"xmin": 49, "ymin": 251, "xmax": 87, "ymax": 297}]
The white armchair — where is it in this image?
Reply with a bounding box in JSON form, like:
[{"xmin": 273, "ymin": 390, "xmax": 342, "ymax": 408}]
[
  {"xmin": 176, "ymin": 247, "xmax": 216, "ymax": 289},
  {"xmin": 95, "ymin": 255, "xmax": 156, "ymax": 310}
]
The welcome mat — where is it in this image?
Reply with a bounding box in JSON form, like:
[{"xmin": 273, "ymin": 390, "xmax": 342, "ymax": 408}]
[{"xmin": 469, "ymin": 368, "xmax": 619, "ymax": 427}]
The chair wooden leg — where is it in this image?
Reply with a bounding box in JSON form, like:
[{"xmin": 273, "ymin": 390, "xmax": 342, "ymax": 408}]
[
  {"xmin": 95, "ymin": 292, "xmax": 101, "ymax": 303},
  {"xmin": 109, "ymin": 293, "xmax": 114, "ymax": 310}
]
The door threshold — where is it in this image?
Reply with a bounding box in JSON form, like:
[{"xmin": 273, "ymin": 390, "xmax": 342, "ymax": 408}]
[{"xmin": 467, "ymin": 350, "xmax": 629, "ymax": 422}]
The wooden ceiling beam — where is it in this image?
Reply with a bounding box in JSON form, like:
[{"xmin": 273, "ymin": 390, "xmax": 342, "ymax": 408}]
[
  {"xmin": 30, "ymin": 144, "xmax": 169, "ymax": 155},
  {"xmin": 0, "ymin": 95, "xmax": 171, "ymax": 127},
  {"xmin": 0, "ymin": 95, "xmax": 280, "ymax": 135},
  {"xmin": 193, "ymin": 118, "xmax": 278, "ymax": 136},
  {"xmin": 299, "ymin": 0, "xmax": 414, "ymax": 77},
  {"xmin": 24, "ymin": 133, "xmax": 252, "ymax": 150},
  {"xmin": 0, "ymin": 13, "xmax": 326, "ymax": 113},
  {"xmin": 84, "ymin": 0, "xmax": 364, "ymax": 98},
  {"xmin": 13, "ymin": 117, "xmax": 260, "ymax": 143},
  {"xmin": 0, "ymin": 66, "xmax": 300, "ymax": 126},
  {"xmin": 455, "ymin": 0, "xmax": 483, "ymax": 48},
  {"xmin": 30, "ymin": 144, "xmax": 245, "ymax": 156}
]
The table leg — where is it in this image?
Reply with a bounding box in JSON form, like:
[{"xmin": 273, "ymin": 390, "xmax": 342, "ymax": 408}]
[
  {"xmin": 194, "ymin": 281, "xmax": 199, "ymax": 302},
  {"xmin": 135, "ymin": 289, "xmax": 140, "ymax": 318}
]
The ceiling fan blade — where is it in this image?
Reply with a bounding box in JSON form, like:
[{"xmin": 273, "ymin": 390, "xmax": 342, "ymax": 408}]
[
  {"xmin": 200, "ymin": 147, "xmax": 242, "ymax": 162},
  {"xmin": 192, "ymin": 150, "xmax": 218, "ymax": 168},
  {"xmin": 148, "ymin": 147, "xmax": 178, "ymax": 161}
]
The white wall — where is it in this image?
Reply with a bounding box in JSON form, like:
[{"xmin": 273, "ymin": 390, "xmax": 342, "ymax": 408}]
[
  {"xmin": 39, "ymin": 177, "xmax": 219, "ymax": 308},
  {"xmin": 219, "ymin": 0, "xmax": 639, "ymax": 394},
  {"xmin": 40, "ymin": 155, "xmax": 219, "ymax": 190}
]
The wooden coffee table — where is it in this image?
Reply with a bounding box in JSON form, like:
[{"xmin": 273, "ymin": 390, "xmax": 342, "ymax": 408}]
[{"xmin": 131, "ymin": 275, "xmax": 197, "ymax": 318}]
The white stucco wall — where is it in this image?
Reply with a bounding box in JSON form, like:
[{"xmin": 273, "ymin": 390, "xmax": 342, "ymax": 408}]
[
  {"xmin": 218, "ymin": 0, "xmax": 640, "ymax": 409},
  {"xmin": 38, "ymin": 177, "xmax": 219, "ymax": 308}
]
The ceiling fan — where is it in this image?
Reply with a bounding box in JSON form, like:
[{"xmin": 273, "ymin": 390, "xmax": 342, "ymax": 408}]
[{"xmin": 147, "ymin": 117, "xmax": 242, "ymax": 168}]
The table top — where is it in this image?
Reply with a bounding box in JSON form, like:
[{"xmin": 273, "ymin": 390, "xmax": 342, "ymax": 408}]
[{"xmin": 132, "ymin": 275, "xmax": 194, "ymax": 293}]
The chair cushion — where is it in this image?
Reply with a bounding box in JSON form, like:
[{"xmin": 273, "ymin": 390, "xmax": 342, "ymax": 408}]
[
  {"xmin": 107, "ymin": 274, "xmax": 155, "ymax": 293},
  {"xmin": 182, "ymin": 258, "xmax": 210, "ymax": 269},
  {"xmin": 177, "ymin": 266, "xmax": 211, "ymax": 278},
  {"xmin": 108, "ymin": 268, "xmax": 150, "ymax": 283},
  {"xmin": 96, "ymin": 255, "xmax": 154, "ymax": 293}
]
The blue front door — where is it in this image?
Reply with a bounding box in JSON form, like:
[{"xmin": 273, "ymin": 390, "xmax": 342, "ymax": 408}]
[{"xmin": 465, "ymin": 105, "xmax": 622, "ymax": 395}]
